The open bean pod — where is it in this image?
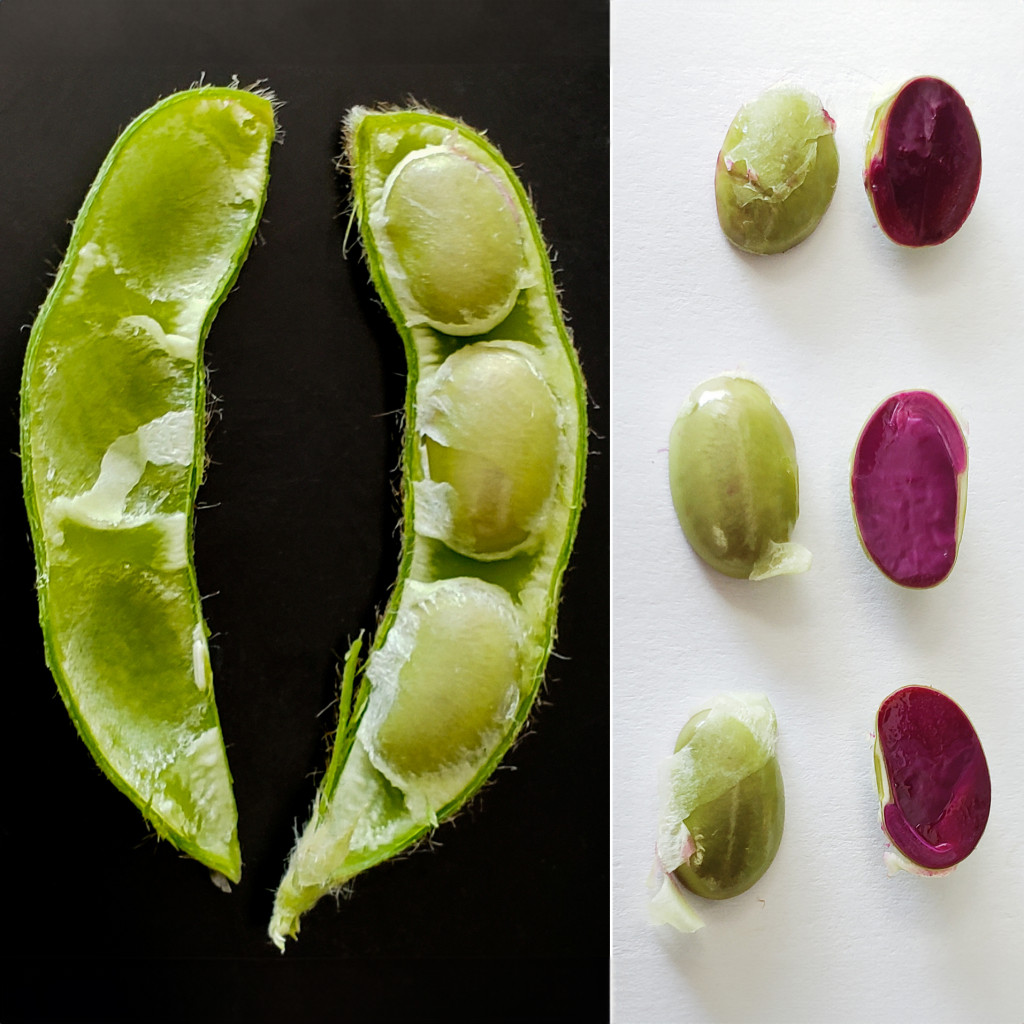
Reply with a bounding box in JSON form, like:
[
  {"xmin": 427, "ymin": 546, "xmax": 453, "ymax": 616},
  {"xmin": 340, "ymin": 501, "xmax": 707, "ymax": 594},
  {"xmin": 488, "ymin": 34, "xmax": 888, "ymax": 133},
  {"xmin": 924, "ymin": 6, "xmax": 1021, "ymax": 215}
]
[
  {"xmin": 269, "ymin": 107, "xmax": 587, "ymax": 948},
  {"xmin": 20, "ymin": 86, "xmax": 276, "ymax": 882}
]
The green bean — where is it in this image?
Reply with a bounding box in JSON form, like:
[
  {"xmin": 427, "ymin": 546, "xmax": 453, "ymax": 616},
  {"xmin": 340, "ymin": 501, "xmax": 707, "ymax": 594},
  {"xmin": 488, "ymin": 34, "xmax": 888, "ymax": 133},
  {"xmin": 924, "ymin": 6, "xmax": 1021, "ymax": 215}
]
[
  {"xmin": 669, "ymin": 375, "xmax": 810, "ymax": 580},
  {"xmin": 650, "ymin": 694, "xmax": 785, "ymax": 932},
  {"xmin": 715, "ymin": 84, "xmax": 839, "ymax": 255},
  {"xmin": 20, "ymin": 86, "xmax": 276, "ymax": 882},
  {"xmin": 269, "ymin": 107, "xmax": 587, "ymax": 948}
]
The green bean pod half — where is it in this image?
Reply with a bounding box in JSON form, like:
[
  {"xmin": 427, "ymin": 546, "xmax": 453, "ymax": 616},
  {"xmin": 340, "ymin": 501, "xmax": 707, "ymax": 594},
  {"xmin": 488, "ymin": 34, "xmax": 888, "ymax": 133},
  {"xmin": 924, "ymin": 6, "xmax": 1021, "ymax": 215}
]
[
  {"xmin": 20, "ymin": 86, "xmax": 276, "ymax": 882},
  {"xmin": 269, "ymin": 107, "xmax": 587, "ymax": 948}
]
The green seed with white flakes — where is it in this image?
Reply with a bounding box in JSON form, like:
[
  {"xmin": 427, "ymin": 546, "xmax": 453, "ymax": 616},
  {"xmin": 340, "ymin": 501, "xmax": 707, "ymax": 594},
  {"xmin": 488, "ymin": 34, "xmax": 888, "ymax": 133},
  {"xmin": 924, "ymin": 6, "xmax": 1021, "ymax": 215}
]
[
  {"xmin": 650, "ymin": 693, "xmax": 785, "ymax": 933},
  {"xmin": 715, "ymin": 84, "xmax": 839, "ymax": 255},
  {"xmin": 418, "ymin": 341, "xmax": 561, "ymax": 559}
]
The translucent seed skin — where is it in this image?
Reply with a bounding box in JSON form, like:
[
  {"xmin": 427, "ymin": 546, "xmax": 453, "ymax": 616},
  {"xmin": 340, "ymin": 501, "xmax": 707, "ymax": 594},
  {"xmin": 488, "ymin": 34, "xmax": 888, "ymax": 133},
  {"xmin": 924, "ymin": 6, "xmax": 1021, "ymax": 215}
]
[
  {"xmin": 651, "ymin": 694, "xmax": 784, "ymax": 932},
  {"xmin": 674, "ymin": 747, "xmax": 785, "ymax": 901},
  {"xmin": 874, "ymin": 686, "xmax": 990, "ymax": 873},
  {"xmin": 419, "ymin": 342, "xmax": 560, "ymax": 559},
  {"xmin": 669, "ymin": 375, "xmax": 809, "ymax": 580},
  {"xmin": 381, "ymin": 148, "xmax": 526, "ymax": 335},
  {"xmin": 715, "ymin": 85, "xmax": 839, "ymax": 255},
  {"xmin": 864, "ymin": 77, "xmax": 981, "ymax": 247},
  {"xmin": 851, "ymin": 390, "xmax": 967, "ymax": 588}
]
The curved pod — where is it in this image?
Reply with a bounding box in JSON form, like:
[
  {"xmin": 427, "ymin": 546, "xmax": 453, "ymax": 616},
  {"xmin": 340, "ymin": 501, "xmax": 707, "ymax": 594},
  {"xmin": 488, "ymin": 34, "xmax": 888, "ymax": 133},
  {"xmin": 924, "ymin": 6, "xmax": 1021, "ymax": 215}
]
[
  {"xmin": 874, "ymin": 686, "xmax": 990, "ymax": 875},
  {"xmin": 269, "ymin": 107, "xmax": 587, "ymax": 947},
  {"xmin": 851, "ymin": 390, "xmax": 967, "ymax": 588},
  {"xmin": 20, "ymin": 87, "xmax": 276, "ymax": 881}
]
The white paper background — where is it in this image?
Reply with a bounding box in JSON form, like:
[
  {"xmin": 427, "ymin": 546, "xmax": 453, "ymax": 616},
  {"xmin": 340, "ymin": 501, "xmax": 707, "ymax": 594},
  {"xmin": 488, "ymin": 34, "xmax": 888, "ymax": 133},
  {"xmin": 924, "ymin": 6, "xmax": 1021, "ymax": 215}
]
[{"xmin": 611, "ymin": 3, "xmax": 1024, "ymax": 1021}]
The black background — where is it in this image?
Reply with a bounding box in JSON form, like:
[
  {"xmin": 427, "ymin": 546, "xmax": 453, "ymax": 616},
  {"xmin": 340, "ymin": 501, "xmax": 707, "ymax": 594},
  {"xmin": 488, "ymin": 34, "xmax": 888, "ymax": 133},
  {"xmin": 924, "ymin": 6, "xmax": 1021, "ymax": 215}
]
[{"xmin": 0, "ymin": 2, "xmax": 609, "ymax": 1021}]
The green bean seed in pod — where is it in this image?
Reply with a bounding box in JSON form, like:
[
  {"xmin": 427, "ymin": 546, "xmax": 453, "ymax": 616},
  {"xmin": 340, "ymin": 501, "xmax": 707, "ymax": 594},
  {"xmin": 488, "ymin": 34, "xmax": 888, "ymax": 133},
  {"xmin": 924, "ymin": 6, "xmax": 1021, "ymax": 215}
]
[
  {"xmin": 269, "ymin": 106, "xmax": 586, "ymax": 949},
  {"xmin": 668, "ymin": 375, "xmax": 810, "ymax": 580},
  {"xmin": 380, "ymin": 146, "xmax": 528, "ymax": 335},
  {"xmin": 417, "ymin": 341, "xmax": 560, "ymax": 559},
  {"xmin": 650, "ymin": 693, "xmax": 785, "ymax": 933},
  {"xmin": 368, "ymin": 578, "xmax": 523, "ymax": 785}
]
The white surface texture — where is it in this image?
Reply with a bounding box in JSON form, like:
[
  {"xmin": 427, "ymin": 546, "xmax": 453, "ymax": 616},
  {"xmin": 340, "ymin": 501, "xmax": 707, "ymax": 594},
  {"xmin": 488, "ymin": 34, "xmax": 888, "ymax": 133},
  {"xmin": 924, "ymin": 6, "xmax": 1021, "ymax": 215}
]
[{"xmin": 611, "ymin": 3, "xmax": 1024, "ymax": 1022}]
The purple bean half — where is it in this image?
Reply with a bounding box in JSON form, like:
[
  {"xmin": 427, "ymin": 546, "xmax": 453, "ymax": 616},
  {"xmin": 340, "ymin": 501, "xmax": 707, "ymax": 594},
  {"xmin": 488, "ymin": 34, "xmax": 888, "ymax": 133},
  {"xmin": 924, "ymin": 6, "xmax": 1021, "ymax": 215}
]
[
  {"xmin": 851, "ymin": 390, "xmax": 967, "ymax": 588},
  {"xmin": 864, "ymin": 77, "xmax": 981, "ymax": 247},
  {"xmin": 874, "ymin": 686, "xmax": 990, "ymax": 873}
]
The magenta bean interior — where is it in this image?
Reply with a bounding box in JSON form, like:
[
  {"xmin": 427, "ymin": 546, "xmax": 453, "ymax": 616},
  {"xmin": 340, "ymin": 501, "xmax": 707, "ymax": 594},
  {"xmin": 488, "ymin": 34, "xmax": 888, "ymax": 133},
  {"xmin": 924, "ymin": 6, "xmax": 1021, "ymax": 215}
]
[
  {"xmin": 851, "ymin": 390, "xmax": 966, "ymax": 588},
  {"xmin": 876, "ymin": 686, "xmax": 990, "ymax": 871},
  {"xmin": 865, "ymin": 77, "xmax": 981, "ymax": 246}
]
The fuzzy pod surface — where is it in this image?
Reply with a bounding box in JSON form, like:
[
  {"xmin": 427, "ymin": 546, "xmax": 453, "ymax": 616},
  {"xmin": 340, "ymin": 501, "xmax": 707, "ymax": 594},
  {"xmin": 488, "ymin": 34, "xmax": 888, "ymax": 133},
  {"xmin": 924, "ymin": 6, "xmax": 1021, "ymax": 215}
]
[
  {"xmin": 20, "ymin": 86, "xmax": 277, "ymax": 881},
  {"xmin": 269, "ymin": 106, "xmax": 587, "ymax": 949}
]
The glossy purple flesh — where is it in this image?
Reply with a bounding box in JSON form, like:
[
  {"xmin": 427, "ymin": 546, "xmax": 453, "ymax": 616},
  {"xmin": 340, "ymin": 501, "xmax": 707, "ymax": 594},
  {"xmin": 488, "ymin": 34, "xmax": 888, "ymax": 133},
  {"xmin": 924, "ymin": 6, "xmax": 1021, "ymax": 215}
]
[
  {"xmin": 876, "ymin": 686, "xmax": 990, "ymax": 870},
  {"xmin": 865, "ymin": 77, "xmax": 981, "ymax": 246},
  {"xmin": 851, "ymin": 391, "xmax": 966, "ymax": 588}
]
